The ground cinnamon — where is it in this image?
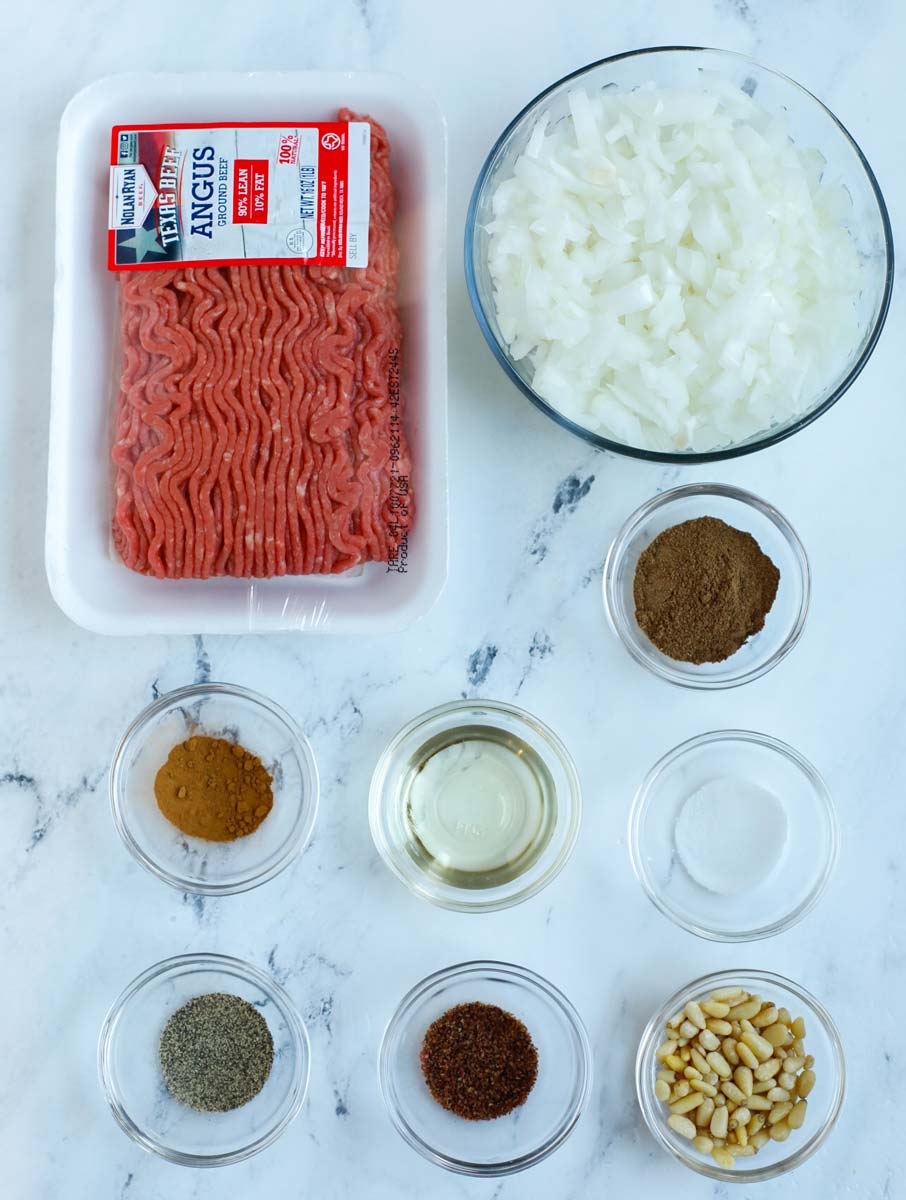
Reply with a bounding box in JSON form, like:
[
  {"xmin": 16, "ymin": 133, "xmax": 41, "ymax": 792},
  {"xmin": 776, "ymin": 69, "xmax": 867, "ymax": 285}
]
[
  {"xmin": 633, "ymin": 516, "xmax": 780, "ymax": 664},
  {"xmin": 154, "ymin": 735, "xmax": 274, "ymax": 841}
]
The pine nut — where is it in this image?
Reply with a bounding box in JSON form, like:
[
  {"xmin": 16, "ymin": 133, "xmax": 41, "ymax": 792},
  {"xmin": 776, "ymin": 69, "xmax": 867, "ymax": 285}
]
[
  {"xmin": 768, "ymin": 1101, "xmax": 793, "ymax": 1126},
  {"xmin": 733, "ymin": 1066, "xmax": 754, "ymax": 1097},
  {"xmin": 735, "ymin": 1122, "xmax": 748, "ymax": 1147},
  {"xmin": 690, "ymin": 1079, "xmax": 718, "ymax": 1097},
  {"xmin": 701, "ymin": 1000, "xmax": 731, "ymax": 1018},
  {"xmin": 784, "ymin": 1056, "xmax": 805, "ymax": 1074},
  {"xmin": 728, "ymin": 1143, "xmax": 755, "ymax": 1157},
  {"xmin": 804, "ymin": 1055, "xmax": 814, "ymax": 1070},
  {"xmin": 740, "ymin": 1030, "xmax": 774, "ymax": 1061},
  {"xmin": 698, "ymin": 1029, "xmax": 721, "ymax": 1052},
  {"xmin": 656, "ymin": 1040, "xmax": 678, "ymax": 1062},
  {"xmin": 691, "ymin": 1048, "xmax": 710, "ymax": 1075},
  {"xmin": 665, "ymin": 1054, "xmax": 685, "ymax": 1072},
  {"xmin": 747, "ymin": 1096, "xmax": 771, "ymax": 1111},
  {"xmin": 712, "ymin": 1147, "xmax": 735, "ymax": 1168},
  {"xmin": 736, "ymin": 1041, "xmax": 759, "ymax": 1070},
  {"xmin": 693, "ymin": 1135, "xmax": 713, "ymax": 1154},
  {"xmin": 754, "ymin": 1057, "xmax": 781, "ymax": 1081},
  {"xmin": 778, "ymin": 1072, "xmax": 796, "ymax": 1091},
  {"xmin": 667, "ymin": 1010, "xmax": 684, "ymax": 1030},
  {"xmin": 696, "ymin": 1097, "xmax": 715, "ymax": 1127},
  {"xmin": 684, "ymin": 1001, "xmax": 707, "ymax": 1030},
  {"xmin": 733, "ymin": 1107, "xmax": 751, "ymax": 1128},
  {"xmin": 797, "ymin": 1069, "xmax": 816, "ymax": 1099},
  {"xmin": 680, "ymin": 1047, "xmax": 691, "ymax": 1062},
  {"xmin": 656, "ymin": 1069, "xmax": 675, "ymax": 1085},
  {"xmin": 792, "ymin": 1016, "xmax": 806, "ymax": 1039},
  {"xmin": 752, "ymin": 1005, "xmax": 779, "ymax": 1029},
  {"xmin": 668, "ymin": 1114, "xmax": 697, "ymax": 1140},
  {"xmin": 729, "ymin": 997, "xmax": 762, "ymax": 1021},
  {"xmin": 763, "ymin": 1022, "xmax": 793, "ymax": 1048},
  {"xmin": 671, "ymin": 1092, "xmax": 705, "ymax": 1116},
  {"xmin": 777, "ymin": 1007, "xmax": 792, "ymax": 1026},
  {"xmin": 707, "ymin": 1051, "xmax": 732, "ymax": 1079},
  {"xmin": 752, "ymin": 1080, "xmax": 774, "ymax": 1095},
  {"xmin": 749, "ymin": 1113, "xmax": 765, "ymax": 1135},
  {"xmin": 792, "ymin": 1038, "xmax": 805, "ymax": 1056},
  {"xmin": 706, "ymin": 1019, "xmax": 733, "ymax": 1037},
  {"xmin": 655, "ymin": 1079, "xmax": 671, "ymax": 1102},
  {"xmin": 671, "ymin": 1081, "xmax": 691, "ymax": 1100},
  {"xmin": 706, "ymin": 1072, "xmax": 719, "ymax": 1086},
  {"xmin": 679, "ymin": 1020, "xmax": 699, "ymax": 1040},
  {"xmin": 721, "ymin": 1081, "xmax": 746, "ymax": 1105},
  {"xmin": 767, "ymin": 1087, "xmax": 790, "ymax": 1103},
  {"xmin": 683, "ymin": 1066, "xmax": 702, "ymax": 1080},
  {"xmin": 710, "ymin": 988, "xmax": 745, "ymax": 1003},
  {"xmin": 751, "ymin": 1130, "xmax": 770, "ymax": 1150},
  {"xmin": 788, "ymin": 1099, "xmax": 808, "ymax": 1129},
  {"xmin": 770, "ymin": 1119, "xmax": 791, "ymax": 1142},
  {"xmin": 721, "ymin": 1038, "xmax": 740, "ymax": 1066},
  {"xmin": 710, "ymin": 1106, "xmax": 729, "ymax": 1139}
]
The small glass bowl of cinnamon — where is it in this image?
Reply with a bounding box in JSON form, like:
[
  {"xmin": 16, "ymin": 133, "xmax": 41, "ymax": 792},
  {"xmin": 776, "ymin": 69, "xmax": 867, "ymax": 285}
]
[
  {"xmin": 603, "ymin": 483, "xmax": 810, "ymax": 689},
  {"xmin": 110, "ymin": 683, "xmax": 319, "ymax": 895}
]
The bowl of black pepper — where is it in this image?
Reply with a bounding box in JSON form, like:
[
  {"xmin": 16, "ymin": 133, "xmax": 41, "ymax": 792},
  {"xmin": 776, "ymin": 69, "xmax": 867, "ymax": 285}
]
[
  {"xmin": 378, "ymin": 960, "xmax": 592, "ymax": 1176},
  {"xmin": 603, "ymin": 483, "xmax": 810, "ymax": 689},
  {"xmin": 98, "ymin": 953, "xmax": 310, "ymax": 1166}
]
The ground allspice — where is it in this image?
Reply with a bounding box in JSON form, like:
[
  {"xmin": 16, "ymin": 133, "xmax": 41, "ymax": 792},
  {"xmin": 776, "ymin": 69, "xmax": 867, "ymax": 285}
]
[
  {"xmin": 154, "ymin": 735, "xmax": 274, "ymax": 841},
  {"xmin": 420, "ymin": 1001, "xmax": 539, "ymax": 1120},
  {"xmin": 633, "ymin": 516, "xmax": 780, "ymax": 665}
]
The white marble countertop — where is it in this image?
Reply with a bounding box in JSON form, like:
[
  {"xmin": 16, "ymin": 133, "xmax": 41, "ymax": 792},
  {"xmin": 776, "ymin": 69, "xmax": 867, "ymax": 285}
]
[{"xmin": 2, "ymin": 0, "xmax": 904, "ymax": 1196}]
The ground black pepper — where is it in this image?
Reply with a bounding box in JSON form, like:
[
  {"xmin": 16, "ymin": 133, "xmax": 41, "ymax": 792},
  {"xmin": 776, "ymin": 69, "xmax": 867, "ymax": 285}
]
[
  {"xmin": 420, "ymin": 1001, "xmax": 538, "ymax": 1120},
  {"xmin": 633, "ymin": 516, "xmax": 780, "ymax": 664},
  {"xmin": 159, "ymin": 992, "xmax": 274, "ymax": 1113}
]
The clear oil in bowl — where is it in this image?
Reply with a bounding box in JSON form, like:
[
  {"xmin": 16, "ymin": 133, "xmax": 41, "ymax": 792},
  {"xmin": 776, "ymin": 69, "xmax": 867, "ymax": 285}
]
[{"xmin": 399, "ymin": 724, "xmax": 557, "ymax": 890}]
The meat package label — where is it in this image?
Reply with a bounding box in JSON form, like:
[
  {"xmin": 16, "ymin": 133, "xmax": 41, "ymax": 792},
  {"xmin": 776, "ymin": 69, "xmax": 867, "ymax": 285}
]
[{"xmin": 108, "ymin": 122, "xmax": 371, "ymax": 270}]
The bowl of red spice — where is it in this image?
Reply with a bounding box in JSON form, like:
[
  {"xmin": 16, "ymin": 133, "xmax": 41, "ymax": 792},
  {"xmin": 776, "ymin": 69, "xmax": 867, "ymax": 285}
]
[
  {"xmin": 111, "ymin": 683, "xmax": 319, "ymax": 894},
  {"xmin": 378, "ymin": 960, "xmax": 592, "ymax": 1176},
  {"xmin": 603, "ymin": 484, "xmax": 810, "ymax": 689}
]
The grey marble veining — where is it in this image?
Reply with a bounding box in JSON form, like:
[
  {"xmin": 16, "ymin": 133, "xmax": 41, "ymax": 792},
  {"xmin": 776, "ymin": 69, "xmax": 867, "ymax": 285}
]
[{"xmin": 2, "ymin": 0, "xmax": 905, "ymax": 1197}]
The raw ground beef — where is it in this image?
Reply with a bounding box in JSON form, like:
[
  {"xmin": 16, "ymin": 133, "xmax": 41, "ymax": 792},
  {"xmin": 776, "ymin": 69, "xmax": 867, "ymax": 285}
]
[{"xmin": 111, "ymin": 110, "xmax": 412, "ymax": 578}]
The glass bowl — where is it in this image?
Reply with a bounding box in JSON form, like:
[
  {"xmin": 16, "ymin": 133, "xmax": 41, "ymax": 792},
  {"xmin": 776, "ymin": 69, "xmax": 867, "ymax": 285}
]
[
  {"xmin": 379, "ymin": 960, "xmax": 592, "ymax": 1176},
  {"xmin": 369, "ymin": 700, "xmax": 581, "ymax": 912},
  {"xmin": 629, "ymin": 730, "xmax": 838, "ymax": 941},
  {"xmin": 603, "ymin": 483, "xmax": 809, "ymax": 688},
  {"xmin": 98, "ymin": 953, "xmax": 310, "ymax": 1166},
  {"xmin": 465, "ymin": 46, "xmax": 893, "ymax": 463},
  {"xmin": 111, "ymin": 683, "xmax": 319, "ymax": 894},
  {"xmin": 636, "ymin": 969, "xmax": 845, "ymax": 1181}
]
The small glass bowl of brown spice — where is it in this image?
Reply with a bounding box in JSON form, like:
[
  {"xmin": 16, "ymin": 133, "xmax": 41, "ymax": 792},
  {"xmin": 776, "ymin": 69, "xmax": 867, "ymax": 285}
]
[
  {"xmin": 603, "ymin": 484, "xmax": 810, "ymax": 689},
  {"xmin": 98, "ymin": 952, "xmax": 310, "ymax": 1166},
  {"xmin": 111, "ymin": 683, "xmax": 319, "ymax": 894},
  {"xmin": 379, "ymin": 960, "xmax": 592, "ymax": 1176}
]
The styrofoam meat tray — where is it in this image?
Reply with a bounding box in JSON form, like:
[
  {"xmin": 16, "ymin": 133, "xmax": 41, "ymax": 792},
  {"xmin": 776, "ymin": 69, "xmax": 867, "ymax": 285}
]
[{"xmin": 47, "ymin": 71, "xmax": 447, "ymax": 634}]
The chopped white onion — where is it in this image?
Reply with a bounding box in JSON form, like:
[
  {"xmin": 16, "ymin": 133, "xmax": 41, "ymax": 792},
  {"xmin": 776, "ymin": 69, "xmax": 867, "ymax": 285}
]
[{"xmin": 487, "ymin": 85, "xmax": 861, "ymax": 452}]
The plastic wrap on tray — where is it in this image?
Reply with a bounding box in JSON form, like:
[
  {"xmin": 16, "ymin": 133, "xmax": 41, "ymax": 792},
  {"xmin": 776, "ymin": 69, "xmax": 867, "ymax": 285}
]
[{"xmin": 110, "ymin": 111, "xmax": 414, "ymax": 582}]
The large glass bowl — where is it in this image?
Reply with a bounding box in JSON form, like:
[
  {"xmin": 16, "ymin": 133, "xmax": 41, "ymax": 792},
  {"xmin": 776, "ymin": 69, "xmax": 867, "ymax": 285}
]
[{"xmin": 465, "ymin": 47, "xmax": 893, "ymax": 463}]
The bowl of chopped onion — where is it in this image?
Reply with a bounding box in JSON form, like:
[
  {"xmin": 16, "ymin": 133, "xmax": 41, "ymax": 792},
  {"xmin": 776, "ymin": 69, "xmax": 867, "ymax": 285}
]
[{"xmin": 465, "ymin": 47, "xmax": 893, "ymax": 461}]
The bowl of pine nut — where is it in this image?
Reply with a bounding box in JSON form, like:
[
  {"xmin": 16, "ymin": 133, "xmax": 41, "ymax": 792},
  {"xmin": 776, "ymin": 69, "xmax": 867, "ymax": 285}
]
[{"xmin": 636, "ymin": 971, "xmax": 845, "ymax": 1181}]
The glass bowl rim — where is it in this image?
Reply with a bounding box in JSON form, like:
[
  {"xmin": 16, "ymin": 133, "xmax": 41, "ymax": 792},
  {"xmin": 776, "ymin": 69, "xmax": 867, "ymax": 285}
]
[
  {"xmin": 109, "ymin": 681, "xmax": 320, "ymax": 895},
  {"xmin": 635, "ymin": 967, "xmax": 846, "ymax": 1181},
  {"xmin": 377, "ymin": 957, "xmax": 594, "ymax": 1176},
  {"xmin": 629, "ymin": 729, "xmax": 839, "ymax": 941},
  {"xmin": 464, "ymin": 44, "xmax": 895, "ymax": 464},
  {"xmin": 97, "ymin": 951, "xmax": 311, "ymax": 1167},
  {"xmin": 368, "ymin": 698, "xmax": 582, "ymax": 913},
  {"xmin": 602, "ymin": 482, "xmax": 811, "ymax": 690}
]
